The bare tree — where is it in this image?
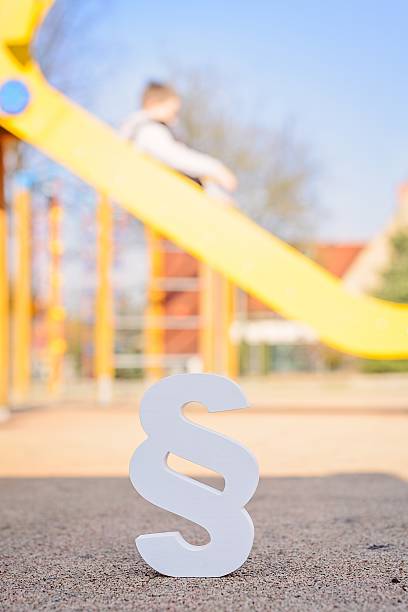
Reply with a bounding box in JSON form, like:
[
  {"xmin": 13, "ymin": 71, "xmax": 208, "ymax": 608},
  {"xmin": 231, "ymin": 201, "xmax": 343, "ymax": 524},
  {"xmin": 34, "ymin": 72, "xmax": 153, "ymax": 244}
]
[{"xmin": 171, "ymin": 67, "xmax": 318, "ymax": 243}]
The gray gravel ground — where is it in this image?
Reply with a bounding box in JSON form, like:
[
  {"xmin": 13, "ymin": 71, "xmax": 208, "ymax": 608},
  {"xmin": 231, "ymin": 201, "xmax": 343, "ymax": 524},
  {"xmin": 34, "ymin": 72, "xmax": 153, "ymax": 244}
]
[{"xmin": 1, "ymin": 474, "xmax": 408, "ymax": 611}]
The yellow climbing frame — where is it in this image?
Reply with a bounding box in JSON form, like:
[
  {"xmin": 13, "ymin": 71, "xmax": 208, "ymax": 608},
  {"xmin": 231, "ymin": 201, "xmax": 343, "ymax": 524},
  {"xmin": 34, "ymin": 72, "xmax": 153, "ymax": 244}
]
[{"xmin": 0, "ymin": 0, "xmax": 407, "ymax": 359}]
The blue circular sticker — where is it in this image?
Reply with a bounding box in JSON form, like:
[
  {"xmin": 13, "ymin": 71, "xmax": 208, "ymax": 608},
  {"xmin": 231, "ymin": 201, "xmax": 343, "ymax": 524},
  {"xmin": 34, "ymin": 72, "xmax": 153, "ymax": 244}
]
[{"xmin": 0, "ymin": 79, "xmax": 30, "ymax": 115}]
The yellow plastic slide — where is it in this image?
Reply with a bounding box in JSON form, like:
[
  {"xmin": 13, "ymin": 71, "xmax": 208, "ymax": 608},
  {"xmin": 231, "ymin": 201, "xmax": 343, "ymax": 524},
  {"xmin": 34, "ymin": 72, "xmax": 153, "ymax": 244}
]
[{"xmin": 0, "ymin": 0, "xmax": 407, "ymax": 359}]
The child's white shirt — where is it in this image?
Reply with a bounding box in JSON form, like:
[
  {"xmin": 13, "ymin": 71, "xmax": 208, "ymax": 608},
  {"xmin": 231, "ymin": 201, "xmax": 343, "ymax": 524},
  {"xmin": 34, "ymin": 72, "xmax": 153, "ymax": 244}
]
[{"xmin": 120, "ymin": 111, "xmax": 225, "ymax": 182}]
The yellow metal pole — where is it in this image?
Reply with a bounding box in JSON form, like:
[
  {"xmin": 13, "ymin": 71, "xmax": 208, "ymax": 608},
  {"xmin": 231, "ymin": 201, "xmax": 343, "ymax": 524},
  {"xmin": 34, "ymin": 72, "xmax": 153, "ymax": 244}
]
[
  {"xmin": 0, "ymin": 133, "xmax": 9, "ymax": 415},
  {"xmin": 47, "ymin": 193, "xmax": 65, "ymax": 396},
  {"xmin": 221, "ymin": 278, "xmax": 238, "ymax": 378},
  {"xmin": 145, "ymin": 228, "xmax": 165, "ymax": 379},
  {"xmin": 219, "ymin": 200, "xmax": 238, "ymax": 378},
  {"xmin": 199, "ymin": 266, "xmax": 237, "ymax": 376},
  {"xmin": 199, "ymin": 263, "xmax": 216, "ymax": 372},
  {"xmin": 94, "ymin": 194, "xmax": 114, "ymax": 404},
  {"xmin": 12, "ymin": 183, "xmax": 31, "ymax": 403},
  {"xmin": 199, "ymin": 198, "xmax": 237, "ymax": 376}
]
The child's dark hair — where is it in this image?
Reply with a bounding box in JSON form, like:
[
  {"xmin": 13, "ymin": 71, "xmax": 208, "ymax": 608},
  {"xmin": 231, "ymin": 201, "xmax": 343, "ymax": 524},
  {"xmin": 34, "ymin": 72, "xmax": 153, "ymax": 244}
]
[{"xmin": 142, "ymin": 81, "xmax": 178, "ymax": 107}]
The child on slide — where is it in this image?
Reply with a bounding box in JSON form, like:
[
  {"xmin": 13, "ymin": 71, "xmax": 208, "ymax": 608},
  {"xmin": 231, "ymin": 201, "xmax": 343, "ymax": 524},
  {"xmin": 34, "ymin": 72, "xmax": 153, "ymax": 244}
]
[{"xmin": 120, "ymin": 81, "xmax": 237, "ymax": 199}]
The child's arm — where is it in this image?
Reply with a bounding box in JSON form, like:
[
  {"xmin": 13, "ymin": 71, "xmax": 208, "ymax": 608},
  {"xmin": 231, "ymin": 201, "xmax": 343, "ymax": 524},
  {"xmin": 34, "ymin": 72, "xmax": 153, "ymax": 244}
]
[{"xmin": 137, "ymin": 123, "xmax": 236, "ymax": 191}]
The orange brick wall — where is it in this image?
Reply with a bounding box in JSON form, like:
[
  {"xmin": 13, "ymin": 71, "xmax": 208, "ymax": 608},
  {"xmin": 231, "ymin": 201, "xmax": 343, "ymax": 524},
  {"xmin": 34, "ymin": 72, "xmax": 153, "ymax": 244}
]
[{"xmin": 159, "ymin": 242, "xmax": 366, "ymax": 352}]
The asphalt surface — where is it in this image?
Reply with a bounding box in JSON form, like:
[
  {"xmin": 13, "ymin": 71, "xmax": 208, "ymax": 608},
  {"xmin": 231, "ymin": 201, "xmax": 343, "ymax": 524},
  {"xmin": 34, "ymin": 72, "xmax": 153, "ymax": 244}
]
[{"xmin": 1, "ymin": 474, "xmax": 408, "ymax": 611}]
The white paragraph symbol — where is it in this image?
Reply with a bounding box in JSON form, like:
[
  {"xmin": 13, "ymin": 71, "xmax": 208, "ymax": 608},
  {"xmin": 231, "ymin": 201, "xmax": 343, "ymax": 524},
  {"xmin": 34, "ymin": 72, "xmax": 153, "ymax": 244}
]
[{"xmin": 129, "ymin": 373, "xmax": 259, "ymax": 577}]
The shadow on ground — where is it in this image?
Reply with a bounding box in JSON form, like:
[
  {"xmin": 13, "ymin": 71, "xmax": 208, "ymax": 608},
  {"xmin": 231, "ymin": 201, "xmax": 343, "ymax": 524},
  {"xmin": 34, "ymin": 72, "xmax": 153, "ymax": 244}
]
[{"xmin": 1, "ymin": 474, "xmax": 408, "ymax": 611}]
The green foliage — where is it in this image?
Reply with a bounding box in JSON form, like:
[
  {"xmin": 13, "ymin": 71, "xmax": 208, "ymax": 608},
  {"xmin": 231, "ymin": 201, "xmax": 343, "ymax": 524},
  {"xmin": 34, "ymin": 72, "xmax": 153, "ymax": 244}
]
[
  {"xmin": 362, "ymin": 230, "xmax": 408, "ymax": 373},
  {"xmin": 374, "ymin": 232, "xmax": 408, "ymax": 303},
  {"xmin": 361, "ymin": 359, "xmax": 408, "ymax": 373}
]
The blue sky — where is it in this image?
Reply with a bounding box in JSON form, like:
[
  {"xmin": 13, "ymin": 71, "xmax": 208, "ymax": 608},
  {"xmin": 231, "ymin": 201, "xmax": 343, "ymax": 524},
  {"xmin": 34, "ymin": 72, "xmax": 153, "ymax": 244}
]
[{"xmin": 52, "ymin": 0, "xmax": 408, "ymax": 242}]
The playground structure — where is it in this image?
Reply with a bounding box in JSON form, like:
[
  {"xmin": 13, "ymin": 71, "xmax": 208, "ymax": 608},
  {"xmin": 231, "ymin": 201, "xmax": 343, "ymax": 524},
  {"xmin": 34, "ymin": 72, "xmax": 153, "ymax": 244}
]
[
  {"xmin": 143, "ymin": 231, "xmax": 236, "ymax": 380},
  {"xmin": 1, "ymin": 0, "xmax": 408, "ymax": 410},
  {"xmin": 0, "ymin": 142, "xmax": 68, "ymax": 408},
  {"xmin": 0, "ymin": 132, "xmax": 238, "ymax": 407}
]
